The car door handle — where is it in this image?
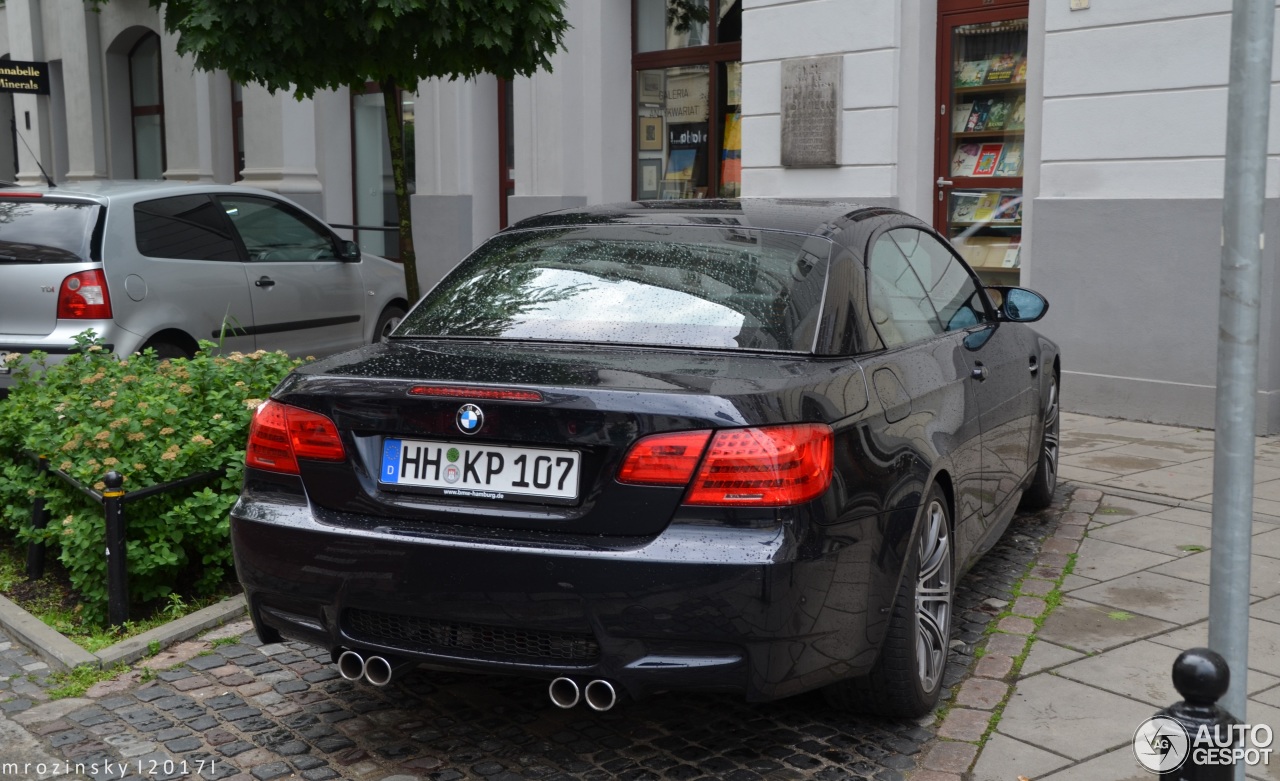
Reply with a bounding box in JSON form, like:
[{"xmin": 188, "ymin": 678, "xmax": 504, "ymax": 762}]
[
  {"xmin": 1029, "ymin": 356, "xmax": 1039, "ymax": 375},
  {"xmin": 255, "ymin": 276, "xmax": 275, "ymax": 288},
  {"xmin": 971, "ymin": 364, "xmax": 988, "ymax": 382}
]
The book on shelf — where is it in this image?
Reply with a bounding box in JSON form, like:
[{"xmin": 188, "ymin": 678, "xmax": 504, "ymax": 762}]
[
  {"xmin": 972, "ymin": 191, "xmax": 1002, "ymax": 223},
  {"xmin": 1001, "ymin": 241, "xmax": 1022, "ymax": 268},
  {"xmin": 1007, "ymin": 96, "xmax": 1027, "ymax": 130},
  {"xmin": 952, "ymin": 101, "xmax": 974, "ymax": 133},
  {"xmin": 972, "ymin": 143, "xmax": 1004, "ymax": 176},
  {"xmin": 954, "ymin": 235, "xmax": 1013, "ymax": 268},
  {"xmin": 964, "ymin": 98, "xmax": 993, "ymax": 132},
  {"xmin": 994, "ymin": 142, "xmax": 1023, "ymax": 177},
  {"xmin": 1013, "ymin": 59, "xmax": 1028, "ymax": 84},
  {"xmin": 951, "ymin": 143, "xmax": 981, "ymax": 176},
  {"xmin": 955, "ymin": 59, "xmax": 990, "ymax": 87},
  {"xmin": 666, "ymin": 148, "xmax": 697, "ymax": 181},
  {"xmin": 951, "ymin": 192, "xmax": 980, "ymax": 223},
  {"xmin": 985, "ymin": 100, "xmax": 1009, "ymax": 131},
  {"xmin": 984, "ymin": 54, "xmax": 1020, "ymax": 85},
  {"xmin": 996, "ymin": 194, "xmax": 1022, "ymax": 222}
]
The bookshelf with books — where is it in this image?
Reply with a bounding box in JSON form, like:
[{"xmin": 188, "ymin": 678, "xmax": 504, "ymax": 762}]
[{"xmin": 938, "ymin": 14, "xmax": 1028, "ymax": 284}]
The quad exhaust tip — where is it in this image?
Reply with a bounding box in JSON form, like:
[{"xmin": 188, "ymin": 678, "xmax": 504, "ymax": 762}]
[
  {"xmin": 335, "ymin": 650, "xmax": 412, "ymax": 687},
  {"xmin": 549, "ymin": 677, "xmax": 619, "ymax": 711},
  {"xmin": 548, "ymin": 677, "xmax": 580, "ymax": 709},
  {"xmin": 584, "ymin": 679, "xmax": 618, "ymax": 712},
  {"xmin": 336, "ymin": 650, "xmax": 364, "ymax": 681},
  {"xmin": 363, "ymin": 655, "xmax": 398, "ymax": 687}
]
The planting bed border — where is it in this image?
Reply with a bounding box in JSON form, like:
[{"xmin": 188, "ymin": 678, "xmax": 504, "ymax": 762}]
[{"xmin": 0, "ymin": 591, "xmax": 245, "ymax": 671}]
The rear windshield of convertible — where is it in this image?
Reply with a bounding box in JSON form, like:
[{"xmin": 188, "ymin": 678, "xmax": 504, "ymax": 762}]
[{"xmin": 398, "ymin": 225, "xmax": 834, "ymax": 353}]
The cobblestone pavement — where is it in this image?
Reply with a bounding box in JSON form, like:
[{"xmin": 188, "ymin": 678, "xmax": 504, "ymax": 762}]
[{"xmin": 0, "ymin": 490, "xmax": 1066, "ymax": 781}]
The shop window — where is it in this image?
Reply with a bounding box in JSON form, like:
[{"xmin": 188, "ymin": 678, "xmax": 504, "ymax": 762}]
[
  {"xmin": 633, "ymin": 0, "xmax": 741, "ymax": 200},
  {"xmin": 351, "ymin": 84, "xmax": 415, "ymax": 258},
  {"xmin": 936, "ymin": 2, "xmax": 1028, "ymax": 284},
  {"xmin": 129, "ymin": 32, "xmax": 165, "ymax": 179}
]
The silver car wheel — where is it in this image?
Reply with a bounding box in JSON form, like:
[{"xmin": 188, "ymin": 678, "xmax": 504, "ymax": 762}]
[
  {"xmin": 915, "ymin": 498, "xmax": 952, "ymax": 694},
  {"xmin": 1042, "ymin": 376, "xmax": 1060, "ymax": 493}
]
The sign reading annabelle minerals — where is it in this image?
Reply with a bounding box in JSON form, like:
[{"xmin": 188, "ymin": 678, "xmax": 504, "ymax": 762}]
[{"xmin": 0, "ymin": 61, "xmax": 50, "ymax": 95}]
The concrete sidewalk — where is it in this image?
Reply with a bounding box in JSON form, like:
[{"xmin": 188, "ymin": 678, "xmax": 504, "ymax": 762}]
[{"xmin": 936, "ymin": 413, "xmax": 1280, "ymax": 781}]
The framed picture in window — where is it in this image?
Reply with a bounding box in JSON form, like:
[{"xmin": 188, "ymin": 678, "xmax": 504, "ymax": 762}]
[
  {"xmin": 638, "ymin": 159, "xmax": 662, "ymax": 200},
  {"xmin": 639, "ymin": 70, "xmax": 664, "ymax": 104},
  {"xmin": 638, "ymin": 116, "xmax": 664, "ymax": 151}
]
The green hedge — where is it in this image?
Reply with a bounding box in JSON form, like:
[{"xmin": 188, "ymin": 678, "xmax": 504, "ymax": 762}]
[{"xmin": 0, "ymin": 333, "xmax": 304, "ymax": 624}]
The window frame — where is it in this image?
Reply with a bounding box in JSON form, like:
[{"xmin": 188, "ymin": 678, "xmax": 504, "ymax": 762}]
[
  {"xmin": 631, "ymin": 0, "xmax": 742, "ymax": 199},
  {"xmin": 128, "ymin": 32, "xmax": 167, "ymax": 180}
]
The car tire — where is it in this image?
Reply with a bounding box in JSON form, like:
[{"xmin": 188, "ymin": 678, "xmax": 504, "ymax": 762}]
[
  {"xmin": 141, "ymin": 340, "xmax": 192, "ymax": 361},
  {"xmin": 374, "ymin": 305, "xmax": 406, "ymax": 344},
  {"xmin": 1019, "ymin": 372, "xmax": 1059, "ymax": 511},
  {"xmin": 826, "ymin": 484, "xmax": 953, "ymax": 718}
]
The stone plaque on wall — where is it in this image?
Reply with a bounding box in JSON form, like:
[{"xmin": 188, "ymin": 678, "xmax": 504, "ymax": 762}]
[{"xmin": 781, "ymin": 55, "xmax": 841, "ymax": 168}]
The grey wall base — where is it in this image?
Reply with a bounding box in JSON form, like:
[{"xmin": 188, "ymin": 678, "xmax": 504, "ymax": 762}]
[
  {"xmin": 507, "ymin": 195, "xmax": 588, "ymax": 226},
  {"xmin": 1063, "ymin": 371, "xmax": 1280, "ymax": 435},
  {"xmin": 410, "ymin": 194, "xmax": 474, "ymax": 294},
  {"xmin": 1033, "ymin": 197, "xmax": 1280, "ymax": 434}
]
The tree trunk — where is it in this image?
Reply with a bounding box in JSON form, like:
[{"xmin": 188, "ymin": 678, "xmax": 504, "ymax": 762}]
[{"xmin": 381, "ymin": 78, "xmax": 420, "ymax": 302}]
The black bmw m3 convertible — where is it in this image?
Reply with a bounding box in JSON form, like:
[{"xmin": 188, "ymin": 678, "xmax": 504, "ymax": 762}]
[{"xmin": 231, "ymin": 199, "xmax": 1059, "ymax": 717}]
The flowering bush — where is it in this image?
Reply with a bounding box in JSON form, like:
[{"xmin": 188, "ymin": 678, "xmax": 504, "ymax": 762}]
[{"xmin": 0, "ymin": 333, "xmax": 305, "ymax": 623}]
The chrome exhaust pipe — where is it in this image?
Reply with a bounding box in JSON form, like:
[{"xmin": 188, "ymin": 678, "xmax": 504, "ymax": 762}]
[
  {"xmin": 336, "ymin": 650, "xmax": 364, "ymax": 681},
  {"xmin": 583, "ymin": 679, "xmax": 618, "ymax": 712},
  {"xmin": 362, "ymin": 655, "xmax": 413, "ymax": 687},
  {"xmin": 548, "ymin": 677, "xmax": 581, "ymax": 709}
]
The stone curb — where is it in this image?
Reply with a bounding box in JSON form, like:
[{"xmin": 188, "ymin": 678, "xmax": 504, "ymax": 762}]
[
  {"xmin": 0, "ymin": 592, "xmax": 246, "ymax": 672},
  {"xmin": 0, "ymin": 593, "xmax": 97, "ymax": 671},
  {"xmin": 96, "ymin": 594, "xmax": 247, "ymax": 668},
  {"xmin": 1068, "ymin": 479, "xmax": 1280, "ymax": 522}
]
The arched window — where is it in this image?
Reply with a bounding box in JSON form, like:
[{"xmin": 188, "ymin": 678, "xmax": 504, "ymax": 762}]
[{"xmin": 129, "ymin": 32, "xmax": 165, "ymax": 179}]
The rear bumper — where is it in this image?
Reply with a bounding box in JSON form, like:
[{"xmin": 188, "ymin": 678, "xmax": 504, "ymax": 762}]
[
  {"xmin": 0, "ymin": 321, "xmax": 129, "ymax": 388},
  {"xmin": 230, "ymin": 493, "xmax": 901, "ymax": 702}
]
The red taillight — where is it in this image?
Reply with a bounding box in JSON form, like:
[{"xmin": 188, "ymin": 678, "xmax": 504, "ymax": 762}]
[
  {"xmin": 246, "ymin": 401, "xmax": 346, "ymax": 474},
  {"xmin": 616, "ymin": 423, "xmax": 834, "ymax": 507},
  {"xmin": 408, "ymin": 385, "xmax": 543, "ymax": 402},
  {"xmin": 617, "ymin": 430, "xmax": 712, "ymax": 485},
  {"xmin": 685, "ymin": 424, "xmax": 833, "ymax": 507},
  {"xmin": 57, "ymin": 269, "xmax": 112, "ymax": 320}
]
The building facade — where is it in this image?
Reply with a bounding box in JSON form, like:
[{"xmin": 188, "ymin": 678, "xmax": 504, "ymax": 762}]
[{"xmin": 2, "ymin": 0, "xmax": 1276, "ymax": 431}]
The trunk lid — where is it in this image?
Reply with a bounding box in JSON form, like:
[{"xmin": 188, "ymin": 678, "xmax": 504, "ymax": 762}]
[{"xmin": 272, "ymin": 340, "xmax": 868, "ymax": 537}]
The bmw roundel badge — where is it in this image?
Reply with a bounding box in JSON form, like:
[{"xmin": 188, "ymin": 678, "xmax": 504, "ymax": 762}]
[{"xmin": 456, "ymin": 403, "xmax": 484, "ymax": 435}]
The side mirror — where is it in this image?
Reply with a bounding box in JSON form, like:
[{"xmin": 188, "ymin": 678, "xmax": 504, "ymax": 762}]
[
  {"xmin": 339, "ymin": 240, "xmax": 361, "ymax": 261},
  {"xmin": 987, "ymin": 286, "xmax": 1048, "ymax": 323}
]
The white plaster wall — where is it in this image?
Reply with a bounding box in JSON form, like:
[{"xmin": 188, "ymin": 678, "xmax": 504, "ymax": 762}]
[
  {"xmin": 740, "ymin": 0, "xmax": 905, "ymax": 200},
  {"xmin": 1039, "ymin": 2, "xmax": 1280, "ymax": 199}
]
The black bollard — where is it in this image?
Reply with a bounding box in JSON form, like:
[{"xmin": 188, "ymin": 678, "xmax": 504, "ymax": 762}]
[
  {"xmin": 1146, "ymin": 648, "xmax": 1240, "ymax": 780},
  {"xmin": 25, "ymin": 456, "xmax": 49, "ymax": 579},
  {"xmin": 102, "ymin": 471, "xmax": 129, "ymax": 626}
]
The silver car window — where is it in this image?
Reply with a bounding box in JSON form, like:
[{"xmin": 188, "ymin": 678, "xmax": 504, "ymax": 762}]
[
  {"xmin": 219, "ymin": 196, "xmax": 339, "ymax": 262},
  {"xmin": 134, "ymin": 195, "xmax": 240, "ymax": 261}
]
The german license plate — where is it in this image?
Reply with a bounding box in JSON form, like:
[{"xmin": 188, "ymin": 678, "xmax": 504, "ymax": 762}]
[{"xmin": 379, "ymin": 438, "xmax": 580, "ymax": 501}]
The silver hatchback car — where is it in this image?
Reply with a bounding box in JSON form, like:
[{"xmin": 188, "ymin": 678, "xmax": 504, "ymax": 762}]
[{"xmin": 0, "ymin": 181, "xmax": 408, "ymax": 391}]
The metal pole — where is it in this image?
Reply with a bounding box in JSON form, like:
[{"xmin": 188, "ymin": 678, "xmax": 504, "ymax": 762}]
[
  {"xmin": 102, "ymin": 470, "xmax": 129, "ymax": 626},
  {"xmin": 1210, "ymin": 0, "xmax": 1275, "ymax": 743}
]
